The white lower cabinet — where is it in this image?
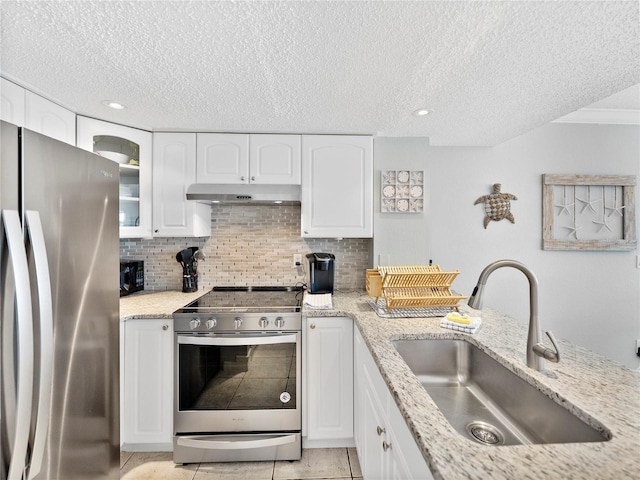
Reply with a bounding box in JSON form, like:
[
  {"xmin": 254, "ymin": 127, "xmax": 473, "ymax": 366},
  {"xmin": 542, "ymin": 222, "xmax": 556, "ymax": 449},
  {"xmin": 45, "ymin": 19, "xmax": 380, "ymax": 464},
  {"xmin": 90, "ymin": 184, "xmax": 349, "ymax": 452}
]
[
  {"xmin": 122, "ymin": 318, "xmax": 174, "ymax": 451},
  {"xmin": 354, "ymin": 327, "xmax": 433, "ymax": 480},
  {"xmin": 303, "ymin": 316, "xmax": 354, "ymax": 447}
]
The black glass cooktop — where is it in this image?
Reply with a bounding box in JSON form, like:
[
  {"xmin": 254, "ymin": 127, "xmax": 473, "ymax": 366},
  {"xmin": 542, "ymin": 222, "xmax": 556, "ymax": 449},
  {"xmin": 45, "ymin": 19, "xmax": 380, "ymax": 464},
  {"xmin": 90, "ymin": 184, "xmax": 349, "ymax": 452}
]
[{"xmin": 174, "ymin": 286, "xmax": 304, "ymax": 314}]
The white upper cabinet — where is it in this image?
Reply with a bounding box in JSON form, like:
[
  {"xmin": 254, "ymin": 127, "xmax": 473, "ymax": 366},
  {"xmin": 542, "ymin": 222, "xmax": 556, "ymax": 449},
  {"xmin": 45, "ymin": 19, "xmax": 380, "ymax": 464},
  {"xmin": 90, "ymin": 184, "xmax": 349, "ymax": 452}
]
[
  {"xmin": 197, "ymin": 133, "xmax": 249, "ymax": 184},
  {"xmin": 301, "ymin": 135, "xmax": 373, "ymax": 238},
  {"xmin": 197, "ymin": 133, "xmax": 301, "ymax": 185},
  {"xmin": 1, "ymin": 78, "xmax": 75, "ymax": 145},
  {"xmin": 250, "ymin": 134, "xmax": 301, "ymax": 184},
  {"xmin": 77, "ymin": 116, "xmax": 153, "ymax": 238},
  {"xmin": 153, "ymin": 132, "xmax": 211, "ymax": 237},
  {"xmin": 25, "ymin": 91, "xmax": 76, "ymax": 145},
  {"xmin": 0, "ymin": 77, "xmax": 26, "ymax": 126}
]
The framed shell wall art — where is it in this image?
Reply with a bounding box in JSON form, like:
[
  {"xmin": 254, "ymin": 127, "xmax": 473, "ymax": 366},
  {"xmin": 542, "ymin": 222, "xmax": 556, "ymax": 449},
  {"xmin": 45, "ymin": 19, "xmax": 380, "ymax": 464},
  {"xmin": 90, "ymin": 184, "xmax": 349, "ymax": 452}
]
[
  {"xmin": 381, "ymin": 170, "xmax": 424, "ymax": 213},
  {"xmin": 542, "ymin": 174, "xmax": 637, "ymax": 251}
]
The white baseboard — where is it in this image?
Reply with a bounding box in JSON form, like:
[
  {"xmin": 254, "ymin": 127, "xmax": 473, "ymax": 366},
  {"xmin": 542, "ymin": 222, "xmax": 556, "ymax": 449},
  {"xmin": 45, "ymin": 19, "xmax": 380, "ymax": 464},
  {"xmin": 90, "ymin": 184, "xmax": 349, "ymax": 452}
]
[
  {"xmin": 121, "ymin": 442, "xmax": 173, "ymax": 452},
  {"xmin": 302, "ymin": 437, "xmax": 356, "ymax": 449}
]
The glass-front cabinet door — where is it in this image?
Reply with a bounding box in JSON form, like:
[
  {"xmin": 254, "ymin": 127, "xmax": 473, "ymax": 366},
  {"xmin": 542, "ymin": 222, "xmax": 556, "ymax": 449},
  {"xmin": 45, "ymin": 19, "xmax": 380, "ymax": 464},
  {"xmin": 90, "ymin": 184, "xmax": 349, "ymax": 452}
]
[{"xmin": 77, "ymin": 116, "xmax": 152, "ymax": 238}]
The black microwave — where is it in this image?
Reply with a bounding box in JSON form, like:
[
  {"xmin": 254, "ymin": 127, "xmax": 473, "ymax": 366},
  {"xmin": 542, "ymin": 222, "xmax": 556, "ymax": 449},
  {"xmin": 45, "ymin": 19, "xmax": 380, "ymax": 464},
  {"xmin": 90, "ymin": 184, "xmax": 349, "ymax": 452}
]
[{"xmin": 120, "ymin": 260, "xmax": 144, "ymax": 296}]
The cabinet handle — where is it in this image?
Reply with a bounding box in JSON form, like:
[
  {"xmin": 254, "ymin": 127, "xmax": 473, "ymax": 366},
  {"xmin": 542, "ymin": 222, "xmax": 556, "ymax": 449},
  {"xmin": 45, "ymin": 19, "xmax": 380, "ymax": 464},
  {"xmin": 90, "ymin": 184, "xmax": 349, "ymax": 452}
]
[
  {"xmin": 382, "ymin": 441, "xmax": 392, "ymax": 452},
  {"xmin": 310, "ymin": 323, "xmax": 316, "ymax": 329},
  {"xmin": 251, "ymin": 176, "xmax": 255, "ymax": 181},
  {"xmin": 162, "ymin": 324, "xmax": 169, "ymax": 331},
  {"xmin": 241, "ymin": 176, "xmax": 246, "ymax": 181},
  {"xmin": 376, "ymin": 426, "xmax": 385, "ymax": 436},
  {"xmin": 154, "ymin": 229, "xmax": 159, "ymax": 233}
]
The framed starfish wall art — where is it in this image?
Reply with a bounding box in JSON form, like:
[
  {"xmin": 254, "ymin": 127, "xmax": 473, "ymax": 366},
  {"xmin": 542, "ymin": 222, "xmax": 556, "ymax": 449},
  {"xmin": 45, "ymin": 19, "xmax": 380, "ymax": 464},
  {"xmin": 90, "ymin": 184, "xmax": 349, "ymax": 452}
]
[
  {"xmin": 542, "ymin": 174, "xmax": 636, "ymax": 251},
  {"xmin": 381, "ymin": 170, "xmax": 424, "ymax": 213}
]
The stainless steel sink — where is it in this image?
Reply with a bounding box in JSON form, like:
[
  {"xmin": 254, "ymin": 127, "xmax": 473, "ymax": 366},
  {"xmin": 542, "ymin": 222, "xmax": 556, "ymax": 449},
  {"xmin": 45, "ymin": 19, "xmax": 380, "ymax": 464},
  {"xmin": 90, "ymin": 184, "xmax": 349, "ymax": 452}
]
[{"xmin": 392, "ymin": 339, "xmax": 611, "ymax": 446}]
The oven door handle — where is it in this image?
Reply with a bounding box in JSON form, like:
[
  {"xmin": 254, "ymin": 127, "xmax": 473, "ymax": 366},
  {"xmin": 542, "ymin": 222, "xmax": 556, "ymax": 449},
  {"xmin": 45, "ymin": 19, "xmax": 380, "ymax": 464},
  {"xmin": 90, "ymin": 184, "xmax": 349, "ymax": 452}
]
[
  {"xmin": 177, "ymin": 434, "xmax": 297, "ymax": 450},
  {"xmin": 177, "ymin": 333, "xmax": 298, "ymax": 346}
]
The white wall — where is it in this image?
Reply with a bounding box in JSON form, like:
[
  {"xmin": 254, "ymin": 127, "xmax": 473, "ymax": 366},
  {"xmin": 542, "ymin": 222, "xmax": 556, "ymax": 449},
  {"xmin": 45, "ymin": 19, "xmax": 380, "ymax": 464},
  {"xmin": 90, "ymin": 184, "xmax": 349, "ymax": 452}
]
[
  {"xmin": 373, "ymin": 137, "xmax": 432, "ymax": 266},
  {"xmin": 374, "ymin": 123, "xmax": 640, "ymax": 369}
]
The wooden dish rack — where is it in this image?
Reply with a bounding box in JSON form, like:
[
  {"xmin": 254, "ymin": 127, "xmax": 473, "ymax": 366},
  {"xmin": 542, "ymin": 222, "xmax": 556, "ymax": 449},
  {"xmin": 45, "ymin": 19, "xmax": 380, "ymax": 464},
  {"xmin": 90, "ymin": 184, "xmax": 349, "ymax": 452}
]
[{"xmin": 366, "ymin": 265, "xmax": 466, "ymax": 310}]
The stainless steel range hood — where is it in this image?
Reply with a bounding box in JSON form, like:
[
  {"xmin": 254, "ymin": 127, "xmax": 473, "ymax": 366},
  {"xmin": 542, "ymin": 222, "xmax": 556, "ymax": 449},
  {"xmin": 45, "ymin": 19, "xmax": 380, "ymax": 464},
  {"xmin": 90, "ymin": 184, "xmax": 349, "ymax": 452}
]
[{"xmin": 186, "ymin": 183, "xmax": 301, "ymax": 205}]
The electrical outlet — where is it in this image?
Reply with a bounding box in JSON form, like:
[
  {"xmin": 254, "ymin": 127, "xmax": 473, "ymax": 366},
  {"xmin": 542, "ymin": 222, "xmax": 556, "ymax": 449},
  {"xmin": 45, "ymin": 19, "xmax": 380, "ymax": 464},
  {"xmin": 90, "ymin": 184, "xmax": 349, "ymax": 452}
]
[{"xmin": 293, "ymin": 254, "xmax": 302, "ymax": 268}]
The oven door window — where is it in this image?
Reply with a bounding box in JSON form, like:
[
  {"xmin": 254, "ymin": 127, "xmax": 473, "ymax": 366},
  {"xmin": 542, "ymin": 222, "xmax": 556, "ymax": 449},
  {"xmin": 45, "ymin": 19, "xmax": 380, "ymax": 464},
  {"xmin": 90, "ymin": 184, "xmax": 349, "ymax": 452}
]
[{"xmin": 177, "ymin": 333, "xmax": 299, "ymax": 411}]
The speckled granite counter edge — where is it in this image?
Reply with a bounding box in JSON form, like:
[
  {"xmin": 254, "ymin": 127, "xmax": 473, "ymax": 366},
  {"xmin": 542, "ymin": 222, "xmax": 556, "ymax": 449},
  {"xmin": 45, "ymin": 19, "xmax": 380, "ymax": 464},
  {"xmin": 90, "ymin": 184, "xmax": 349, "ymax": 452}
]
[
  {"xmin": 306, "ymin": 290, "xmax": 640, "ymax": 480},
  {"xmin": 120, "ymin": 290, "xmax": 203, "ymax": 320}
]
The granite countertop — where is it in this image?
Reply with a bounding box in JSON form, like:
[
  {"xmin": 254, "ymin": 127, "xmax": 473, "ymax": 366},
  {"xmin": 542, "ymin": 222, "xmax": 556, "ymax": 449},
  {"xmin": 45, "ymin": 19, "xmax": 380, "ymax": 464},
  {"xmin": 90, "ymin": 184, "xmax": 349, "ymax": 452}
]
[
  {"xmin": 310, "ymin": 290, "xmax": 640, "ymax": 480},
  {"xmin": 119, "ymin": 289, "xmax": 203, "ymax": 319},
  {"xmin": 121, "ymin": 289, "xmax": 640, "ymax": 479}
]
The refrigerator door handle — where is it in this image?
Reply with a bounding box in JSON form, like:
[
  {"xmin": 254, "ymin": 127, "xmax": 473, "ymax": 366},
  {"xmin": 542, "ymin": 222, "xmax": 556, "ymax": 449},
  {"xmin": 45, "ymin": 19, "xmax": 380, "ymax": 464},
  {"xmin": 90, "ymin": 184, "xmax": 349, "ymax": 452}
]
[
  {"xmin": 1, "ymin": 210, "xmax": 35, "ymax": 480},
  {"xmin": 24, "ymin": 211, "xmax": 54, "ymax": 480}
]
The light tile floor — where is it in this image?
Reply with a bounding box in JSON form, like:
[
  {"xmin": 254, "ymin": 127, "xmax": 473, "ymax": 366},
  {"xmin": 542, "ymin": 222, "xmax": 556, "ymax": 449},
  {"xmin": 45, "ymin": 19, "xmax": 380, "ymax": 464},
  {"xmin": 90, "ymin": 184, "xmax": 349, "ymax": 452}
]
[{"xmin": 120, "ymin": 448, "xmax": 363, "ymax": 480}]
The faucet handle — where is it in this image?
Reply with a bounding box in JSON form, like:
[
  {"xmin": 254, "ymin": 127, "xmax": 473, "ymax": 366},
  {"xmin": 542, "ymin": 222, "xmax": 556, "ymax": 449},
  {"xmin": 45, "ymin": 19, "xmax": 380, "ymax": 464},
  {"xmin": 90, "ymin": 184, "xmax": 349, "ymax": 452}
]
[
  {"xmin": 545, "ymin": 331, "xmax": 560, "ymax": 361},
  {"xmin": 533, "ymin": 330, "xmax": 561, "ymax": 363}
]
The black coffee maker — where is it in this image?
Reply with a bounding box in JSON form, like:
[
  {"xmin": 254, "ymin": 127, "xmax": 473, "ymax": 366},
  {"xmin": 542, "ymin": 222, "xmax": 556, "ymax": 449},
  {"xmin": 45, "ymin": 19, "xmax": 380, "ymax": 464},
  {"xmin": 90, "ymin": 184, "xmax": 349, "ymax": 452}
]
[
  {"xmin": 306, "ymin": 253, "xmax": 335, "ymax": 294},
  {"xmin": 176, "ymin": 247, "xmax": 204, "ymax": 293}
]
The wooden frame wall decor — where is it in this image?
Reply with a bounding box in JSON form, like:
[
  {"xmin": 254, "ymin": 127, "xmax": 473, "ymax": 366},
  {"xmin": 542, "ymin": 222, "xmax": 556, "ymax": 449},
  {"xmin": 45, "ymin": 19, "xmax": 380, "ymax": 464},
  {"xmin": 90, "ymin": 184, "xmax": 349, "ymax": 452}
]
[{"xmin": 542, "ymin": 174, "xmax": 636, "ymax": 251}]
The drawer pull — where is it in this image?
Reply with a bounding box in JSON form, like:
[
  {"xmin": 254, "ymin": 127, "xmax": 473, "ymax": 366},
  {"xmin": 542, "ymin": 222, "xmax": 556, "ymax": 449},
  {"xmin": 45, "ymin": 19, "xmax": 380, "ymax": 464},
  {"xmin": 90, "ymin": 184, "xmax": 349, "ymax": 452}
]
[
  {"xmin": 382, "ymin": 441, "xmax": 392, "ymax": 452},
  {"xmin": 376, "ymin": 426, "xmax": 385, "ymax": 436}
]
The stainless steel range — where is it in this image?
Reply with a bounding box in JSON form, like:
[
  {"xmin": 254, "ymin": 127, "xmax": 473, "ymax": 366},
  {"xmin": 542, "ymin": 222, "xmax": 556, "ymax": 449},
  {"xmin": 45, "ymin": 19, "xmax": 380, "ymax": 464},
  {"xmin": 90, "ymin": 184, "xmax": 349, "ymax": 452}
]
[{"xmin": 172, "ymin": 286, "xmax": 303, "ymax": 464}]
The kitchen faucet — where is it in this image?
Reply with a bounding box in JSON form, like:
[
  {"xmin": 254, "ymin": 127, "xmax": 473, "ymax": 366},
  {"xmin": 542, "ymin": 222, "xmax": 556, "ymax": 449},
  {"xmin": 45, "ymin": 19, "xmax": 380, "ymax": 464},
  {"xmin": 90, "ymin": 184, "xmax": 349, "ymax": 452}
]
[{"xmin": 467, "ymin": 259, "xmax": 560, "ymax": 371}]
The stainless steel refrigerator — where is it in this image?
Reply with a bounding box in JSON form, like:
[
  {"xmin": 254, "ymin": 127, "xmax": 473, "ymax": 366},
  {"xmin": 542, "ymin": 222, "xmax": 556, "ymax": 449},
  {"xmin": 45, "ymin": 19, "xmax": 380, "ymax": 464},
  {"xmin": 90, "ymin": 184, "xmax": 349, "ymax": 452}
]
[{"xmin": 1, "ymin": 121, "xmax": 120, "ymax": 479}]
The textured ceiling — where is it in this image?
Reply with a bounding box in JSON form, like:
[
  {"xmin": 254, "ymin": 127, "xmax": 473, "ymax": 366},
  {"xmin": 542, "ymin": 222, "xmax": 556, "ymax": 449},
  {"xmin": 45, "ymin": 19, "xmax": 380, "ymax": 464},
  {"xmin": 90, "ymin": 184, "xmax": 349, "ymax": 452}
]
[{"xmin": 1, "ymin": 0, "xmax": 638, "ymax": 146}]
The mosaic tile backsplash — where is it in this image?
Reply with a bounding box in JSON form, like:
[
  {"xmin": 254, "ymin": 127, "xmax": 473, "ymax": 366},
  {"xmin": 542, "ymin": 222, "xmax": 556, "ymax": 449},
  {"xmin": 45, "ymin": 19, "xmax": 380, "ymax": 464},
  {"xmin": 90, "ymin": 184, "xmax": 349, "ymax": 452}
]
[{"xmin": 120, "ymin": 204, "xmax": 372, "ymax": 292}]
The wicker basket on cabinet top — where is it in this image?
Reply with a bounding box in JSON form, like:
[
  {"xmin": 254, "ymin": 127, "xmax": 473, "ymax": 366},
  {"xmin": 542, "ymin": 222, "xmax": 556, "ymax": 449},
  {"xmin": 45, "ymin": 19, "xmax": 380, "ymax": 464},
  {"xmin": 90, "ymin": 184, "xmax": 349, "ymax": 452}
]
[{"xmin": 366, "ymin": 265, "xmax": 466, "ymax": 310}]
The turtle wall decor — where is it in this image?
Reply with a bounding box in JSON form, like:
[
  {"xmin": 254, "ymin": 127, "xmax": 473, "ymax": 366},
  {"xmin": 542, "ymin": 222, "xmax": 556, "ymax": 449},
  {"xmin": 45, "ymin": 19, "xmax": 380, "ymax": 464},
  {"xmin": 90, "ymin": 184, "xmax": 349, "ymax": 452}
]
[{"xmin": 474, "ymin": 183, "xmax": 517, "ymax": 229}]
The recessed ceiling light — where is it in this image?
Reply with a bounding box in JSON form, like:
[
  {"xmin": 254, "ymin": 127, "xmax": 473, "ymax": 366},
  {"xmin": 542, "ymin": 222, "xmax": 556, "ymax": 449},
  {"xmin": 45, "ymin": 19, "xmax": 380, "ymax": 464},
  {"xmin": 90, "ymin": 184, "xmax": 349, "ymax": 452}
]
[
  {"xmin": 413, "ymin": 108, "xmax": 430, "ymax": 116},
  {"xmin": 102, "ymin": 100, "xmax": 126, "ymax": 110}
]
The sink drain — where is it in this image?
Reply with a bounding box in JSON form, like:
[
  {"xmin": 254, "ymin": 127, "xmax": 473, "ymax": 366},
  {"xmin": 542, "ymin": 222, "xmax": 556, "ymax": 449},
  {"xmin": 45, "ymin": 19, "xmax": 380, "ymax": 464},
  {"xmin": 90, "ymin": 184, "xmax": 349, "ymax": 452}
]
[{"xmin": 466, "ymin": 421, "xmax": 505, "ymax": 445}]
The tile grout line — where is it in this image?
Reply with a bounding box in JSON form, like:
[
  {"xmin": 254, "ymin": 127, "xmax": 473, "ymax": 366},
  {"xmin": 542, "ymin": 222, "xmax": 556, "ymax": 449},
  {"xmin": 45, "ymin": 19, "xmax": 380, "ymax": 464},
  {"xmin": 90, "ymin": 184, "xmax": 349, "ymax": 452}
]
[{"xmin": 121, "ymin": 449, "xmax": 359, "ymax": 479}]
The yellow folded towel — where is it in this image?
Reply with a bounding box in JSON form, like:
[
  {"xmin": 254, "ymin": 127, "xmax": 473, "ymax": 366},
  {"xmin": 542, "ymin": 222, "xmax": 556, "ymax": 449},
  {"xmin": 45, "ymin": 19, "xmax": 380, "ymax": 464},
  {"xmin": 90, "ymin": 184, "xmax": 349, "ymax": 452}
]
[{"xmin": 445, "ymin": 312, "xmax": 471, "ymax": 324}]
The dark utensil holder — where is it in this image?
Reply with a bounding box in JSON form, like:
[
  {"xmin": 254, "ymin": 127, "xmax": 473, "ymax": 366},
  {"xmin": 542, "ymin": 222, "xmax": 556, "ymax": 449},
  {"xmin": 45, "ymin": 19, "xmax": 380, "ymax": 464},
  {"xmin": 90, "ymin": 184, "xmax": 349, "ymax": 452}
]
[
  {"xmin": 177, "ymin": 246, "xmax": 203, "ymax": 293},
  {"xmin": 182, "ymin": 265, "xmax": 198, "ymax": 293}
]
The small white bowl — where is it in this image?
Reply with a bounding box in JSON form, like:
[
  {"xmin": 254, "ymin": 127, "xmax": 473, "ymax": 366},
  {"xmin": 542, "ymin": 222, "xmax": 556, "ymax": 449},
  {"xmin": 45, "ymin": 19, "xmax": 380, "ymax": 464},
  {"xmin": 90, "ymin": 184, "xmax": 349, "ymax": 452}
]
[{"xmin": 95, "ymin": 150, "xmax": 130, "ymax": 164}]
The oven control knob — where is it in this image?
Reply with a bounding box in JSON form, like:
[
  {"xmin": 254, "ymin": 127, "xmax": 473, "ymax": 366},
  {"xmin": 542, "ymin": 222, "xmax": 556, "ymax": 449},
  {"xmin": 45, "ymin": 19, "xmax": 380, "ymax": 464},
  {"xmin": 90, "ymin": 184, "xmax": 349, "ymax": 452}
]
[
  {"xmin": 275, "ymin": 317, "xmax": 285, "ymax": 329},
  {"xmin": 206, "ymin": 318, "xmax": 217, "ymax": 329},
  {"xmin": 234, "ymin": 317, "xmax": 243, "ymax": 329},
  {"xmin": 259, "ymin": 317, "xmax": 269, "ymax": 328},
  {"xmin": 189, "ymin": 318, "xmax": 201, "ymax": 330}
]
